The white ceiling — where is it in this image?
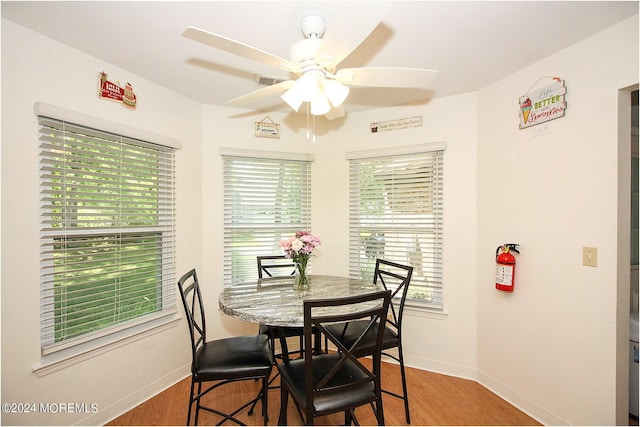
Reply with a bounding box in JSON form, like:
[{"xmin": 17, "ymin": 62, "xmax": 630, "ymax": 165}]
[{"xmin": 2, "ymin": 1, "xmax": 638, "ymax": 116}]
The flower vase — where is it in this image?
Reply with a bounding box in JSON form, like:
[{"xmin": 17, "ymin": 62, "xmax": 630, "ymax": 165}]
[{"xmin": 294, "ymin": 258, "xmax": 310, "ymax": 290}]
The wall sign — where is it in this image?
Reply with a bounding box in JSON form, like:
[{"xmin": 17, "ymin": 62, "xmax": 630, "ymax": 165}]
[
  {"xmin": 519, "ymin": 77, "xmax": 566, "ymax": 129},
  {"xmin": 255, "ymin": 116, "xmax": 280, "ymax": 139},
  {"xmin": 371, "ymin": 116, "xmax": 422, "ymax": 133},
  {"xmin": 98, "ymin": 72, "xmax": 137, "ymax": 108}
]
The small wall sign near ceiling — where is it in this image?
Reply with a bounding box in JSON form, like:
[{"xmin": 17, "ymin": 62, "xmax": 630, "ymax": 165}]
[
  {"xmin": 255, "ymin": 116, "xmax": 280, "ymax": 139},
  {"xmin": 371, "ymin": 116, "xmax": 422, "ymax": 133},
  {"xmin": 519, "ymin": 76, "xmax": 566, "ymax": 129},
  {"xmin": 98, "ymin": 72, "xmax": 137, "ymax": 108}
]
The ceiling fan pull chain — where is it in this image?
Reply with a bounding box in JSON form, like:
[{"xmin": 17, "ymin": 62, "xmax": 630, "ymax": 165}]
[
  {"xmin": 312, "ymin": 114, "xmax": 316, "ymax": 143},
  {"xmin": 306, "ymin": 103, "xmax": 310, "ymax": 141}
]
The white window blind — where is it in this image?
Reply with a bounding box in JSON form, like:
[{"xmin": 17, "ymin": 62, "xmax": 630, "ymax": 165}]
[
  {"xmin": 222, "ymin": 155, "xmax": 311, "ymax": 286},
  {"xmin": 38, "ymin": 116, "xmax": 177, "ymax": 354},
  {"xmin": 348, "ymin": 149, "xmax": 444, "ymax": 309}
]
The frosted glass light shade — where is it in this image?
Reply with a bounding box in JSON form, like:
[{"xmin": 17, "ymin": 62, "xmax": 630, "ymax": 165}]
[
  {"xmin": 281, "ymin": 85, "xmax": 304, "ymax": 112},
  {"xmin": 310, "ymin": 95, "xmax": 330, "ymax": 115},
  {"xmin": 324, "ymin": 80, "xmax": 350, "ymax": 107},
  {"xmin": 281, "ymin": 72, "xmax": 350, "ymax": 115},
  {"xmin": 298, "ymin": 72, "xmax": 322, "ymax": 102}
]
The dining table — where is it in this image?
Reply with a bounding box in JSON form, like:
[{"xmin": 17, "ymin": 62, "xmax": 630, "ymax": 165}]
[
  {"xmin": 218, "ymin": 274, "xmax": 384, "ymax": 328},
  {"xmin": 219, "ymin": 274, "xmax": 386, "ymax": 423}
]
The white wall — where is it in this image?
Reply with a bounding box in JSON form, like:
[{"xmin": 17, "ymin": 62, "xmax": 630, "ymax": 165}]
[
  {"xmin": 2, "ymin": 11, "xmax": 638, "ymax": 427},
  {"xmin": 1, "ymin": 20, "xmax": 203, "ymax": 425},
  {"xmin": 476, "ymin": 15, "xmax": 638, "ymax": 426},
  {"xmin": 201, "ymin": 94, "xmax": 480, "ymax": 377},
  {"xmin": 328, "ymin": 94, "xmax": 480, "ymax": 378}
]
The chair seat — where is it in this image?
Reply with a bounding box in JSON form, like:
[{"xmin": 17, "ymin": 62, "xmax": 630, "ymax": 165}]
[
  {"xmin": 277, "ymin": 353, "xmax": 376, "ymax": 415},
  {"xmin": 194, "ymin": 335, "xmax": 273, "ymax": 381},
  {"xmin": 325, "ymin": 320, "xmax": 399, "ymax": 357}
]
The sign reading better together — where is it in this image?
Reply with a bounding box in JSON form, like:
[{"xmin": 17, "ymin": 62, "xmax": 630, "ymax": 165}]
[{"xmin": 519, "ymin": 78, "xmax": 566, "ymax": 129}]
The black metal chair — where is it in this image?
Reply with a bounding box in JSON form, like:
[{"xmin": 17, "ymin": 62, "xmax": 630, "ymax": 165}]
[
  {"xmin": 277, "ymin": 290, "xmax": 392, "ymax": 426},
  {"xmin": 257, "ymin": 255, "xmax": 296, "ymax": 279},
  {"xmin": 324, "ymin": 259, "xmax": 414, "ymax": 423},
  {"xmin": 177, "ymin": 269, "xmax": 274, "ymax": 426},
  {"xmin": 257, "ymin": 255, "xmax": 312, "ymax": 358}
]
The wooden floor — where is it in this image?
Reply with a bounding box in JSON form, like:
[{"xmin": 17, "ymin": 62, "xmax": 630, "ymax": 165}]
[{"xmin": 107, "ymin": 360, "xmax": 541, "ymax": 426}]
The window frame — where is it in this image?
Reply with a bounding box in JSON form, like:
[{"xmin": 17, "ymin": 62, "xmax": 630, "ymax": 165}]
[
  {"xmin": 346, "ymin": 142, "xmax": 445, "ymax": 311},
  {"xmin": 36, "ymin": 103, "xmax": 179, "ymax": 364},
  {"xmin": 220, "ymin": 148, "xmax": 313, "ymax": 287}
]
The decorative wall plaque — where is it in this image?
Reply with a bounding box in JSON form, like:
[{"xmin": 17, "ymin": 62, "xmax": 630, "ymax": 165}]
[
  {"xmin": 98, "ymin": 72, "xmax": 137, "ymax": 108},
  {"xmin": 519, "ymin": 77, "xmax": 566, "ymax": 129},
  {"xmin": 371, "ymin": 116, "xmax": 422, "ymax": 133},
  {"xmin": 255, "ymin": 116, "xmax": 280, "ymax": 139}
]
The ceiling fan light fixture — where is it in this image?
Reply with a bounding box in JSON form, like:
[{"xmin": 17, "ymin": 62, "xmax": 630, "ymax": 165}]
[
  {"xmin": 324, "ymin": 79, "xmax": 350, "ymax": 107},
  {"xmin": 310, "ymin": 95, "xmax": 331, "ymax": 116},
  {"xmin": 281, "ymin": 86, "xmax": 304, "ymax": 112},
  {"xmin": 296, "ymin": 72, "xmax": 321, "ymax": 102}
]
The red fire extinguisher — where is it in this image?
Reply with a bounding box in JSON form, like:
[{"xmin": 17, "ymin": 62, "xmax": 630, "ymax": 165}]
[{"xmin": 495, "ymin": 244, "xmax": 520, "ymax": 292}]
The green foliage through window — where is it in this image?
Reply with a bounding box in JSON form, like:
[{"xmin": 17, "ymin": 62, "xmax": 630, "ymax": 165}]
[
  {"xmin": 222, "ymin": 155, "xmax": 311, "ymax": 285},
  {"xmin": 39, "ymin": 116, "xmax": 176, "ymax": 352},
  {"xmin": 348, "ymin": 150, "xmax": 444, "ymax": 309}
]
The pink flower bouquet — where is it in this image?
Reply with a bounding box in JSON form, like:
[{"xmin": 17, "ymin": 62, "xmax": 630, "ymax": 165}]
[
  {"xmin": 278, "ymin": 231, "xmax": 321, "ymax": 289},
  {"xmin": 278, "ymin": 231, "xmax": 321, "ymax": 261}
]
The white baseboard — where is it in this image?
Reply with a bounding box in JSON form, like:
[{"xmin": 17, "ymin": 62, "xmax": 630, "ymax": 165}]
[
  {"xmin": 406, "ymin": 353, "xmax": 566, "ymax": 426},
  {"xmin": 404, "ymin": 353, "xmax": 477, "ymax": 381},
  {"xmin": 74, "ymin": 364, "xmax": 191, "ymax": 426},
  {"xmin": 476, "ymin": 370, "xmax": 568, "ymax": 426}
]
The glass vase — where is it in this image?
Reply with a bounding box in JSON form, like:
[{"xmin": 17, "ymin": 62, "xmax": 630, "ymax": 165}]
[{"xmin": 294, "ymin": 258, "xmax": 310, "ymax": 290}]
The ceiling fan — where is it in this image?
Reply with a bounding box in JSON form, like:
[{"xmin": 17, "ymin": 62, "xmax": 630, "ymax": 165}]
[{"xmin": 182, "ymin": 2, "xmax": 438, "ymax": 120}]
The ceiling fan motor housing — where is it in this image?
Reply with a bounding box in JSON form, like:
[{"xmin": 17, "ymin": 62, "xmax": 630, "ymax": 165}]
[
  {"xmin": 301, "ymin": 14, "xmax": 325, "ymax": 39},
  {"xmin": 289, "ymin": 38, "xmax": 322, "ymax": 65}
]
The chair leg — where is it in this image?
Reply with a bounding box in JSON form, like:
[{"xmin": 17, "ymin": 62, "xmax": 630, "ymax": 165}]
[
  {"xmin": 249, "ymin": 369, "xmax": 278, "ymax": 416},
  {"xmin": 261, "ymin": 376, "xmax": 269, "ymax": 424},
  {"xmin": 344, "ymin": 409, "xmax": 353, "ymax": 425},
  {"xmin": 375, "ymin": 397, "xmax": 385, "ymax": 426},
  {"xmin": 397, "ymin": 346, "xmax": 410, "ymax": 424},
  {"xmin": 278, "ymin": 384, "xmax": 288, "ymax": 425},
  {"xmin": 187, "ymin": 378, "xmax": 196, "ymax": 426},
  {"xmin": 194, "ymin": 382, "xmax": 202, "ymax": 426}
]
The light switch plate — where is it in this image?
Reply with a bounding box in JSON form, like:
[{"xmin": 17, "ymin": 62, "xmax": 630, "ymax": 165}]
[{"xmin": 583, "ymin": 246, "xmax": 598, "ymax": 267}]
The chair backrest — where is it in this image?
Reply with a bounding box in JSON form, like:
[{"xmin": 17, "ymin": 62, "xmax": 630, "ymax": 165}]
[
  {"xmin": 257, "ymin": 255, "xmax": 295, "ymax": 278},
  {"xmin": 373, "ymin": 259, "xmax": 413, "ymax": 333},
  {"xmin": 302, "ymin": 290, "xmax": 391, "ymax": 416},
  {"xmin": 177, "ymin": 269, "xmax": 206, "ymax": 370}
]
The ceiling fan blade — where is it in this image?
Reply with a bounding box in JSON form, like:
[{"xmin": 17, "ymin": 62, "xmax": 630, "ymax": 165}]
[
  {"xmin": 324, "ymin": 105, "xmax": 345, "ymax": 120},
  {"xmin": 182, "ymin": 26, "xmax": 299, "ymax": 72},
  {"xmin": 315, "ymin": 1, "xmax": 393, "ymax": 69},
  {"xmin": 226, "ymin": 80, "xmax": 295, "ymax": 108},
  {"xmin": 336, "ymin": 67, "xmax": 438, "ymax": 88}
]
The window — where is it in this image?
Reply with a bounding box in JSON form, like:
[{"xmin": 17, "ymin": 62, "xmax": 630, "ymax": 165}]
[
  {"xmin": 222, "ymin": 151, "xmax": 312, "ymax": 286},
  {"xmin": 38, "ymin": 115, "xmax": 176, "ymax": 355},
  {"xmin": 348, "ymin": 144, "xmax": 444, "ymax": 310}
]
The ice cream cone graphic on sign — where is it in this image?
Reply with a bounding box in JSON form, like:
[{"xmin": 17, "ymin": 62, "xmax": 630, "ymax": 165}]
[{"xmin": 520, "ymin": 97, "xmax": 532, "ymax": 124}]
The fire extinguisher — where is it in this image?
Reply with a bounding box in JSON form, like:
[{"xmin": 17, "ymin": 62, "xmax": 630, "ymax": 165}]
[{"xmin": 495, "ymin": 244, "xmax": 520, "ymax": 292}]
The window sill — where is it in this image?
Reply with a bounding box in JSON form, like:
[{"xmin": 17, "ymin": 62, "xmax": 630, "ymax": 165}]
[
  {"xmin": 32, "ymin": 313, "xmax": 181, "ymax": 377},
  {"xmin": 404, "ymin": 303, "xmax": 449, "ymax": 320}
]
